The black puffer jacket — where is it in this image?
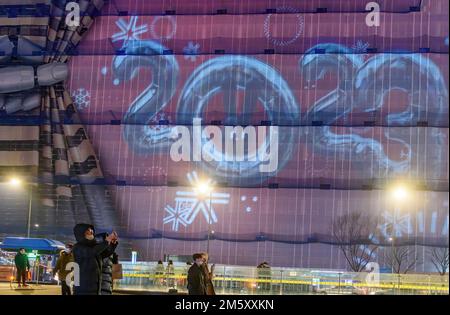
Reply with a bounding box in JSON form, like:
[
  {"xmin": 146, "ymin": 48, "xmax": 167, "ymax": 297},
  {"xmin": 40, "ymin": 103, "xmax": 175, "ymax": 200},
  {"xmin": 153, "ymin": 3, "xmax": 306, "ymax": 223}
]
[
  {"xmin": 96, "ymin": 233, "xmax": 118, "ymax": 295},
  {"xmin": 72, "ymin": 224, "xmax": 115, "ymax": 295},
  {"xmin": 100, "ymin": 255, "xmax": 112, "ymax": 295}
]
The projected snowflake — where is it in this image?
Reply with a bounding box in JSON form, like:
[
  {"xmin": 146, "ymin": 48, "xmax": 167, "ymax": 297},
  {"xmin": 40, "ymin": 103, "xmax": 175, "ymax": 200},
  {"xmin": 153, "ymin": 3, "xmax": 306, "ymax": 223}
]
[
  {"xmin": 378, "ymin": 211, "xmax": 411, "ymax": 238},
  {"xmin": 163, "ymin": 205, "xmax": 190, "ymax": 231},
  {"xmin": 71, "ymin": 88, "xmax": 90, "ymax": 110},
  {"xmin": 183, "ymin": 41, "xmax": 200, "ymax": 62},
  {"xmin": 163, "ymin": 171, "xmax": 231, "ymax": 231},
  {"xmin": 112, "ymin": 16, "xmax": 148, "ymax": 48}
]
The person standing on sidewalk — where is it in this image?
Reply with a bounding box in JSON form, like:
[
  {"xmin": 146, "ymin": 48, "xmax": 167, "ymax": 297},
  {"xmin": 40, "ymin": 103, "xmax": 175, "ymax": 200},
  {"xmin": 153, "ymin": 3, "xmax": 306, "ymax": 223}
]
[
  {"xmin": 187, "ymin": 253, "xmax": 206, "ymax": 295},
  {"xmin": 72, "ymin": 223, "xmax": 117, "ymax": 295},
  {"xmin": 14, "ymin": 248, "xmax": 30, "ymax": 288},
  {"xmin": 53, "ymin": 244, "xmax": 74, "ymax": 295},
  {"xmin": 201, "ymin": 252, "xmax": 216, "ymax": 295},
  {"xmin": 95, "ymin": 232, "xmax": 119, "ymax": 295}
]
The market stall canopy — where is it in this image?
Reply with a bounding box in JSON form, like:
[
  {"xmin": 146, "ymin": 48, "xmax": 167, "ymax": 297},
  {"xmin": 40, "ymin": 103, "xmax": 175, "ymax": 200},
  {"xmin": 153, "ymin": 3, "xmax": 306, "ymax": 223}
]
[{"xmin": 0, "ymin": 237, "xmax": 65, "ymax": 254}]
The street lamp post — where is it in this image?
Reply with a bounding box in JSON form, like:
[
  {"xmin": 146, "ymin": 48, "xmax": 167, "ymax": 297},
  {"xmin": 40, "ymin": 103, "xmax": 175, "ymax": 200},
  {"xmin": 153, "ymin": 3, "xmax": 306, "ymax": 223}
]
[
  {"xmin": 195, "ymin": 180, "xmax": 214, "ymax": 254},
  {"xmin": 387, "ymin": 213, "xmax": 398, "ymax": 292},
  {"xmin": 207, "ymin": 189, "xmax": 212, "ymax": 254},
  {"xmin": 26, "ymin": 184, "xmax": 33, "ymax": 238},
  {"xmin": 389, "ymin": 184, "xmax": 411, "ymax": 291},
  {"xmin": 9, "ymin": 177, "xmax": 33, "ymax": 238}
]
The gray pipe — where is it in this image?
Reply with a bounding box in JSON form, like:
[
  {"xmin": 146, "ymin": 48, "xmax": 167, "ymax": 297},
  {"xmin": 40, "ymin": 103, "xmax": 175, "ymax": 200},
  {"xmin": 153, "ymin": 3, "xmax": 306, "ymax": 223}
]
[{"xmin": 0, "ymin": 63, "xmax": 68, "ymax": 94}]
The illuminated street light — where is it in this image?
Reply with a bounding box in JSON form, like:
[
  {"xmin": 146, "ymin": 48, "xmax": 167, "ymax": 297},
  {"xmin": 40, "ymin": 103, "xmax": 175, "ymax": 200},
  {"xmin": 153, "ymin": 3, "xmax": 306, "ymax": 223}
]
[
  {"xmin": 9, "ymin": 177, "xmax": 22, "ymax": 187},
  {"xmin": 392, "ymin": 186, "xmax": 409, "ymax": 201},
  {"xmin": 5, "ymin": 176, "xmax": 33, "ymax": 238},
  {"xmin": 194, "ymin": 180, "xmax": 214, "ymax": 254},
  {"xmin": 195, "ymin": 181, "xmax": 213, "ymax": 196},
  {"xmin": 388, "ymin": 183, "xmax": 411, "ymax": 281}
]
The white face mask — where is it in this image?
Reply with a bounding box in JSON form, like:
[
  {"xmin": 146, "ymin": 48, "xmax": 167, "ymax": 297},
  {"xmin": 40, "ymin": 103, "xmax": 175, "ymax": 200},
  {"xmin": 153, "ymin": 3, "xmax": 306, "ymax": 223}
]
[
  {"xmin": 85, "ymin": 234, "xmax": 94, "ymax": 241},
  {"xmin": 64, "ymin": 249, "xmax": 71, "ymax": 253}
]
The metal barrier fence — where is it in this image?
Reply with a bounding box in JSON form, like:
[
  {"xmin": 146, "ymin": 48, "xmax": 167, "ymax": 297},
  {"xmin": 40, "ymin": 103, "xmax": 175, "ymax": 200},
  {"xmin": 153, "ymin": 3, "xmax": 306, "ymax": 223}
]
[{"xmin": 114, "ymin": 262, "xmax": 449, "ymax": 295}]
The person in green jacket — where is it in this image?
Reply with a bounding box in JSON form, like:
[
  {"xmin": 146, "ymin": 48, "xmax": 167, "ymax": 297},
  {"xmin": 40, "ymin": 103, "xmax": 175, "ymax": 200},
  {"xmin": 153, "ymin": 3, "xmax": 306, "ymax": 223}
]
[
  {"xmin": 14, "ymin": 248, "xmax": 30, "ymax": 287},
  {"xmin": 53, "ymin": 244, "xmax": 75, "ymax": 295}
]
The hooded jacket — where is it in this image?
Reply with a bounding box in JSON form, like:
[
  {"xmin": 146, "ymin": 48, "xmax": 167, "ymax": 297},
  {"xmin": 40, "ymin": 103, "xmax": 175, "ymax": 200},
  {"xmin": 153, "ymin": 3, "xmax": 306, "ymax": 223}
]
[
  {"xmin": 54, "ymin": 250, "xmax": 74, "ymax": 281},
  {"xmin": 72, "ymin": 223, "xmax": 115, "ymax": 295}
]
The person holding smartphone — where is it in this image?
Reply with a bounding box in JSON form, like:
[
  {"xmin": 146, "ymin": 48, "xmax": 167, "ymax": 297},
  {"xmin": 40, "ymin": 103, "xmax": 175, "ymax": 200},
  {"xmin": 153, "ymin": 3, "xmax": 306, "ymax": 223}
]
[
  {"xmin": 72, "ymin": 224, "xmax": 117, "ymax": 295},
  {"xmin": 95, "ymin": 232, "xmax": 119, "ymax": 295}
]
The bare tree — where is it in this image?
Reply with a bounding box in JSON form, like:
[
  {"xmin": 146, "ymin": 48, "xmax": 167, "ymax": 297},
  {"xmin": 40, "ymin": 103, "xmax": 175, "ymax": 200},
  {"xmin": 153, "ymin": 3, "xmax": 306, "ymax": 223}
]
[
  {"xmin": 385, "ymin": 245, "xmax": 420, "ymax": 274},
  {"xmin": 332, "ymin": 212, "xmax": 379, "ymax": 272},
  {"xmin": 429, "ymin": 246, "xmax": 449, "ymax": 276}
]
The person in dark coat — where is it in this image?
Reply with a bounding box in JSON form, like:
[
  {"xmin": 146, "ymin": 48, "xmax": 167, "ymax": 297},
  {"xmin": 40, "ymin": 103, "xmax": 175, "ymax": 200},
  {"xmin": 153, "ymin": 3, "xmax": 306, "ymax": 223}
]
[
  {"xmin": 95, "ymin": 233, "xmax": 118, "ymax": 295},
  {"xmin": 14, "ymin": 248, "xmax": 30, "ymax": 287},
  {"xmin": 72, "ymin": 223, "xmax": 117, "ymax": 295},
  {"xmin": 187, "ymin": 253, "xmax": 206, "ymax": 295}
]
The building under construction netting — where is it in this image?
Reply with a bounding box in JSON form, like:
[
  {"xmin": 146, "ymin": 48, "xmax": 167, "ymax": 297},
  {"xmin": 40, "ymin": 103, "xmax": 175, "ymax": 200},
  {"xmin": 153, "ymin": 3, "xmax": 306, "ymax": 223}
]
[{"xmin": 0, "ymin": 0, "xmax": 448, "ymax": 273}]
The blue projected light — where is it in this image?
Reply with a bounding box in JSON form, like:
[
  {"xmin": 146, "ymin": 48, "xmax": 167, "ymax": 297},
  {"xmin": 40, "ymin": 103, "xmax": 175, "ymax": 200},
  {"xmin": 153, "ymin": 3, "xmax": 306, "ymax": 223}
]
[
  {"xmin": 300, "ymin": 43, "xmax": 365, "ymax": 124},
  {"xmin": 354, "ymin": 54, "xmax": 449, "ymax": 125},
  {"xmin": 177, "ymin": 55, "xmax": 300, "ymax": 185},
  {"xmin": 299, "ymin": 43, "xmax": 449, "ymax": 175},
  {"xmin": 112, "ymin": 40, "xmax": 180, "ymax": 153},
  {"xmin": 111, "ymin": 39, "xmax": 448, "ymax": 185}
]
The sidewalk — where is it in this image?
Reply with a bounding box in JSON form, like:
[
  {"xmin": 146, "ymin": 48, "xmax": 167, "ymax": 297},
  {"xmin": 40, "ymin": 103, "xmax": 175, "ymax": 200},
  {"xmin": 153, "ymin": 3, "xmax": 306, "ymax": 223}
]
[
  {"xmin": 0, "ymin": 282, "xmax": 173, "ymax": 295},
  {"xmin": 0, "ymin": 282, "xmax": 60, "ymax": 295}
]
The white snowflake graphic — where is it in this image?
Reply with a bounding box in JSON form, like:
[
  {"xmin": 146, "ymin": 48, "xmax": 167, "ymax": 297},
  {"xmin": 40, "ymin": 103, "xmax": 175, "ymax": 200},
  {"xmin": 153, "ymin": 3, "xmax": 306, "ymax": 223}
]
[
  {"xmin": 71, "ymin": 88, "xmax": 90, "ymax": 110},
  {"xmin": 183, "ymin": 41, "xmax": 200, "ymax": 62},
  {"xmin": 111, "ymin": 16, "xmax": 148, "ymax": 48},
  {"xmin": 378, "ymin": 210, "xmax": 412, "ymax": 239},
  {"xmin": 163, "ymin": 171, "xmax": 230, "ymax": 231},
  {"xmin": 352, "ymin": 40, "xmax": 370, "ymax": 54},
  {"xmin": 163, "ymin": 205, "xmax": 190, "ymax": 231}
]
